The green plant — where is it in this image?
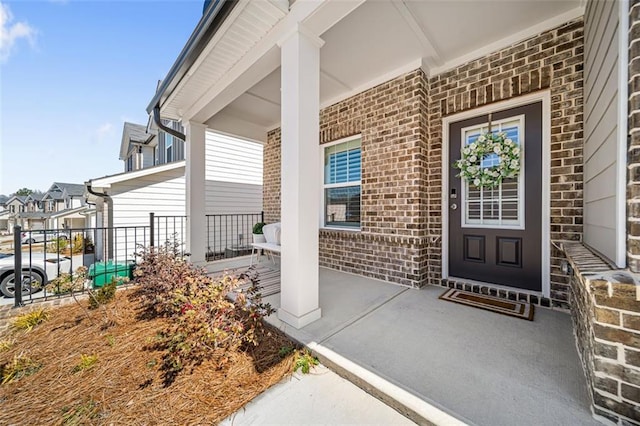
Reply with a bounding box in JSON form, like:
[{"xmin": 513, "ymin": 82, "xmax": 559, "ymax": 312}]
[
  {"xmin": 88, "ymin": 279, "xmax": 117, "ymax": 310},
  {"xmin": 105, "ymin": 335, "xmax": 115, "ymax": 347},
  {"xmin": 46, "ymin": 266, "xmax": 87, "ymax": 295},
  {"xmin": 278, "ymin": 345, "xmax": 294, "ymax": 359},
  {"xmin": 294, "ymin": 350, "xmax": 318, "ymax": 374},
  {"xmin": 12, "ymin": 308, "xmax": 49, "ymax": 331},
  {"xmin": 252, "ymin": 222, "xmax": 265, "ymax": 234},
  {"xmin": 1, "ymin": 354, "xmax": 42, "ymax": 384},
  {"xmin": 134, "ymin": 243, "xmax": 274, "ymax": 385},
  {"xmin": 73, "ymin": 354, "xmax": 98, "ymax": 373},
  {"xmin": 46, "ymin": 237, "xmax": 70, "ymax": 253}
]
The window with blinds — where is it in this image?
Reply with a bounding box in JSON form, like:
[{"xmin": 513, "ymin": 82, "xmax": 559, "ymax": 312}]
[
  {"xmin": 462, "ymin": 117, "xmax": 524, "ymax": 229},
  {"xmin": 323, "ymin": 137, "xmax": 361, "ymax": 228}
]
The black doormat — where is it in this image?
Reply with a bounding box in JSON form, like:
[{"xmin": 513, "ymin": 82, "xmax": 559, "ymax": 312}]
[{"xmin": 439, "ymin": 288, "xmax": 534, "ymax": 321}]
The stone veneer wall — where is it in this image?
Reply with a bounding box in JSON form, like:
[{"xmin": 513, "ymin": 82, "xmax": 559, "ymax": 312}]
[
  {"xmin": 263, "ymin": 19, "xmax": 584, "ymax": 299},
  {"xmin": 629, "ymin": 1, "xmax": 640, "ymax": 273},
  {"xmin": 567, "ymin": 243, "xmax": 640, "ymax": 424}
]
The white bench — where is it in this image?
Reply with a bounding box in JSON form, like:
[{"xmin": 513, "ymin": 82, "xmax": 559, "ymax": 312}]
[{"xmin": 250, "ymin": 242, "xmax": 281, "ymax": 266}]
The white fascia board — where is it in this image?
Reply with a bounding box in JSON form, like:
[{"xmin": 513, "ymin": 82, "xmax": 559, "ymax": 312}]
[
  {"xmin": 429, "ymin": 6, "xmax": 585, "ymax": 77},
  {"xmin": 89, "ymin": 161, "xmax": 186, "ymax": 189},
  {"xmin": 48, "ymin": 206, "xmax": 88, "ymax": 219},
  {"xmin": 182, "ymin": 0, "xmax": 365, "ymax": 123}
]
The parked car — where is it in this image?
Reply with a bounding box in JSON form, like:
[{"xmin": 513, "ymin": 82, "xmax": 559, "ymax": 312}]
[
  {"xmin": 21, "ymin": 229, "xmax": 69, "ymax": 244},
  {"xmin": 0, "ymin": 253, "xmax": 72, "ymax": 297}
]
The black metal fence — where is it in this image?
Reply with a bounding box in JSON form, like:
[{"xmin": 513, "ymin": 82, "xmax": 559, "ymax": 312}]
[
  {"xmin": 5, "ymin": 212, "xmax": 259, "ymax": 307},
  {"xmin": 150, "ymin": 213, "xmax": 188, "ymax": 257},
  {"xmin": 7, "ymin": 214, "xmax": 188, "ymax": 307},
  {"xmin": 205, "ymin": 213, "xmax": 263, "ymax": 261}
]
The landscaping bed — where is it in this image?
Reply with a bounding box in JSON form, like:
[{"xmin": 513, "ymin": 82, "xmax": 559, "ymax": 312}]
[
  {"xmin": 0, "ymin": 291, "xmax": 295, "ymax": 425},
  {"xmin": 0, "ymin": 245, "xmax": 298, "ymax": 425}
]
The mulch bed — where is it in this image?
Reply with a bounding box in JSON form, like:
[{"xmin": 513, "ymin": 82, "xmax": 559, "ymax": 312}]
[{"xmin": 0, "ymin": 290, "xmax": 296, "ymax": 425}]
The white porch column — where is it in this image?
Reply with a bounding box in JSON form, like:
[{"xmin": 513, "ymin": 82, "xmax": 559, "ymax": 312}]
[
  {"xmin": 277, "ymin": 26, "xmax": 324, "ymax": 328},
  {"xmin": 185, "ymin": 121, "xmax": 207, "ymax": 264}
]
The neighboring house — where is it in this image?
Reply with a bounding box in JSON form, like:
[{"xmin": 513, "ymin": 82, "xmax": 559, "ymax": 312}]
[
  {"xmin": 2, "ymin": 184, "xmax": 93, "ymax": 233},
  {"xmin": 87, "ymin": 128, "xmax": 263, "ymax": 260},
  {"xmin": 42, "ymin": 182, "xmax": 91, "ymax": 229},
  {"xmin": 145, "ymin": 0, "xmax": 640, "ymax": 422},
  {"xmin": 120, "ymin": 119, "xmax": 185, "ymax": 173},
  {"xmin": 0, "ymin": 195, "xmax": 10, "ymax": 234}
]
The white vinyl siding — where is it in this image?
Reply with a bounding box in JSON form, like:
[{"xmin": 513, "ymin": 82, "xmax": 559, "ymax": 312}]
[
  {"xmin": 97, "ymin": 130, "xmax": 263, "ymax": 260},
  {"xmin": 583, "ymin": 0, "xmax": 626, "ymax": 266},
  {"xmin": 204, "ymin": 131, "xmax": 263, "ymax": 214}
]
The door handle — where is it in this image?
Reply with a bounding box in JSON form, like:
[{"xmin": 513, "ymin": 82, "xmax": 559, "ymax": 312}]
[{"xmin": 450, "ymin": 203, "xmax": 458, "ymax": 210}]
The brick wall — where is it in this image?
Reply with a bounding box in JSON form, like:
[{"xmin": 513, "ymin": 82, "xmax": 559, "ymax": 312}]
[
  {"xmin": 264, "ymin": 128, "xmax": 281, "ymax": 224},
  {"xmin": 263, "ymin": 19, "xmax": 584, "ymax": 299},
  {"xmin": 629, "ymin": 1, "xmax": 640, "ymax": 273},
  {"xmin": 264, "ymin": 70, "xmax": 430, "ymax": 287},
  {"xmin": 567, "ymin": 243, "xmax": 640, "ymax": 424},
  {"xmin": 427, "ymin": 18, "xmax": 584, "ymax": 308}
]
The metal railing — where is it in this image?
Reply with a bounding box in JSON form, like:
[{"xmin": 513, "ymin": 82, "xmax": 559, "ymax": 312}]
[
  {"xmin": 150, "ymin": 213, "xmax": 187, "ymax": 257},
  {"xmin": 7, "ymin": 213, "xmax": 189, "ymax": 307},
  {"xmin": 205, "ymin": 212, "xmax": 263, "ymax": 261},
  {"xmin": 6, "ymin": 212, "xmax": 258, "ymax": 307}
]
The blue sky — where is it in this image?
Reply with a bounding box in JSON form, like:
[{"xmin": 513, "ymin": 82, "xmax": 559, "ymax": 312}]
[{"xmin": 0, "ymin": 0, "xmax": 203, "ymax": 195}]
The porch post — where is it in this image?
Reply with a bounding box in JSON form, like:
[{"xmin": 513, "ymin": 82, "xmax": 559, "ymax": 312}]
[
  {"xmin": 277, "ymin": 25, "xmax": 324, "ymax": 328},
  {"xmin": 185, "ymin": 121, "xmax": 207, "ymax": 264}
]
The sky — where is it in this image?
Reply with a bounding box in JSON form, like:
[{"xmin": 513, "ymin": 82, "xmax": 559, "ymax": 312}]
[{"xmin": 0, "ymin": 0, "xmax": 204, "ymax": 195}]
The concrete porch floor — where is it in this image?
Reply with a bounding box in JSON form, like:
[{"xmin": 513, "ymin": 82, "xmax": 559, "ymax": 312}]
[{"xmin": 207, "ymin": 256, "xmax": 599, "ymax": 425}]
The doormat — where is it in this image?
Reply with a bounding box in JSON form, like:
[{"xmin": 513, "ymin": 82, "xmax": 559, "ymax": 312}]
[{"xmin": 439, "ymin": 288, "xmax": 534, "ymax": 321}]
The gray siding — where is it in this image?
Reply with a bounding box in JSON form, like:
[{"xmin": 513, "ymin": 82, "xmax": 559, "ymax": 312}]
[
  {"xmin": 158, "ymin": 120, "xmax": 185, "ymax": 165},
  {"xmin": 583, "ymin": 0, "xmax": 624, "ymax": 265}
]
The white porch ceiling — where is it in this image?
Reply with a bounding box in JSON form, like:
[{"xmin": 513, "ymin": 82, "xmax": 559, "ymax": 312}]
[{"xmin": 203, "ymin": 0, "xmax": 583, "ymax": 141}]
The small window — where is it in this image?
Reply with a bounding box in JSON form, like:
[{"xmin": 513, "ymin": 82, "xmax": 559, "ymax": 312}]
[
  {"xmin": 323, "ymin": 137, "xmax": 361, "ymax": 228},
  {"xmin": 166, "ymin": 134, "xmax": 174, "ymax": 163}
]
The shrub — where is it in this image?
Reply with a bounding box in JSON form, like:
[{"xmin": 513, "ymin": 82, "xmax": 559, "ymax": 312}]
[
  {"xmin": 46, "ymin": 266, "xmax": 87, "ymax": 295},
  {"xmin": 88, "ymin": 280, "xmax": 117, "ymax": 310},
  {"xmin": 46, "ymin": 237, "xmax": 69, "ymax": 253},
  {"xmin": 12, "ymin": 308, "xmax": 49, "ymax": 331},
  {"xmin": 134, "ymin": 242, "xmax": 274, "ymax": 384}
]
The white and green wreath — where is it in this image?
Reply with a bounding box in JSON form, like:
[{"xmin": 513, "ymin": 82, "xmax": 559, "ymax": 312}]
[{"xmin": 454, "ymin": 132, "xmax": 521, "ymax": 188}]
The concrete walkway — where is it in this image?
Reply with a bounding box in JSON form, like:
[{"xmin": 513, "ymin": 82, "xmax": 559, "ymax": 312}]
[
  {"xmin": 220, "ymin": 364, "xmax": 417, "ymax": 425},
  {"xmin": 210, "ymin": 259, "xmax": 600, "ymax": 425}
]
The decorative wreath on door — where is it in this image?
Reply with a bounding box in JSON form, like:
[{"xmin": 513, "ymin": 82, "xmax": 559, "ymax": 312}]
[{"xmin": 454, "ymin": 132, "xmax": 521, "ymax": 188}]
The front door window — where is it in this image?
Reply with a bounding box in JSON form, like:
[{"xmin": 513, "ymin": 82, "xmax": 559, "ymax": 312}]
[{"xmin": 462, "ymin": 117, "xmax": 524, "ymax": 229}]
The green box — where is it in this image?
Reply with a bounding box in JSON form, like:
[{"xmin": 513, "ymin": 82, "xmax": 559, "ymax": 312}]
[{"xmin": 88, "ymin": 261, "xmax": 134, "ymax": 288}]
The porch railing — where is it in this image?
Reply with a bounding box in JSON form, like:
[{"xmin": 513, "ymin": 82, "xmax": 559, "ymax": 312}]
[{"xmin": 205, "ymin": 212, "xmax": 263, "ymax": 261}]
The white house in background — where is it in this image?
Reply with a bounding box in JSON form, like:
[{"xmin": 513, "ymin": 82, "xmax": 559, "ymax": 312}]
[
  {"xmin": 87, "ymin": 123, "xmax": 263, "ymax": 261},
  {"xmin": 41, "ymin": 182, "xmax": 92, "ymax": 230}
]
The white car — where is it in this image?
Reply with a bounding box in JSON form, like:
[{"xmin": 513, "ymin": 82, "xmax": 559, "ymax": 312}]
[
  {"xmin": 21, "ymin": 230, "xmax": 69, "ymax": 245},
  {"xmin": 0, "ymin": 253, "xmax": 72, "ymax": 298}
]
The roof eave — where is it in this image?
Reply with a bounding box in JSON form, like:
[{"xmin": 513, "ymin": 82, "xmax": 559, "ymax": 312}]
[{"xmin": 145, "ymin": 0, "xmax": 237, "ymax": 116}]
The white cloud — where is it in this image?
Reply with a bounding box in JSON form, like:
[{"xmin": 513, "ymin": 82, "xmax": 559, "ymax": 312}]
[{"xmin": 0, "ymin": 2, "xmax": 36, "ymax": 62}]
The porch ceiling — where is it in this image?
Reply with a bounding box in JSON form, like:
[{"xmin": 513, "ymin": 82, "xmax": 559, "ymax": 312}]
[{"xmin": 205, "ymin": 0, "xmax": 582, "ymax": 141}]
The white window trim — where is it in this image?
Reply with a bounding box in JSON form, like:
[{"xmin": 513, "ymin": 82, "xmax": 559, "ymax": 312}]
[
  {"xmin": 319, "ymin": 134, "xmax": 362, "ymax": 231},
  {"xmin": 459, "ymin": 115, "xmax": 526, "ymax": 230},
  {"xmin": 166, "ymin": 134, "xmax": 174, "ymax": 163},
  {"xmin": 441, "ymin": 91, "xmax": 551, "ymax": 298}
]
